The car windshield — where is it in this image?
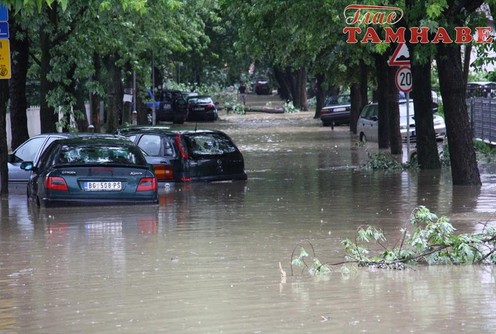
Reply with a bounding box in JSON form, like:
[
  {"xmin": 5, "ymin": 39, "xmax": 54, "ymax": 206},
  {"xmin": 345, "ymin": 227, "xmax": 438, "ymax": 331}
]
[
  {"xmin": 326, "ymin": 95, "xmax": 350, "ymax": 106},
  {"xmin": 184, "ymin": 133, "xmax": 237, "ymax": 156},
  {"xmin": 360, "ymin": 105, "xmax": 378, "ymax": 119},
  {"xmin": 57, "ymin": 145, "xmax": 144, "ymax": 165},
  {"xmin": 189, "ymin": 97, "xmax": 212, "ymax": 104},
  {"xmin": 13, "ymin": 137, "xmax": 46, "ymax": 161}
]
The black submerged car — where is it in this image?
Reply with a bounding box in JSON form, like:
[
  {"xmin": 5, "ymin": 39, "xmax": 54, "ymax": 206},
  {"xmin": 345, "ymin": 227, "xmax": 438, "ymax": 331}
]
[
  {"xmin": 21, "ymin": 137, "xmax": 158, "ymax": 207},
  {"xmin": 117, "ymin": 127, "xmax": 248, "ymax": 183}
]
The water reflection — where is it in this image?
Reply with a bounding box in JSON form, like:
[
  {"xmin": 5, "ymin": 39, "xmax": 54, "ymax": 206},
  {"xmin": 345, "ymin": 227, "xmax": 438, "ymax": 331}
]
[{"xmin": 1, "ymin": 114, "xmax": 496, "ymax": 333}]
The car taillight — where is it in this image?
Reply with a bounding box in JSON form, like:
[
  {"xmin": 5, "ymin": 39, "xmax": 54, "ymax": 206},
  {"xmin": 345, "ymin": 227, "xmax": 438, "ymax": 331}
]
[
  {"xmin": 137, "ymin": 177, "xmax": 157, "ymax": 192},
  {"xmin": 153, "ymin": 164, "xmax": 173, "ymax": 181},
  {"xmin": 180, "ymin": 177, "xmax": 192, "ymax": 182},
  {"xmin": 175, "ymin": 134, "xmax": 189, "ymax": 159},
  {"xmin": 45, "ymin": 176, "xmax": 68, "ymax": 191}
]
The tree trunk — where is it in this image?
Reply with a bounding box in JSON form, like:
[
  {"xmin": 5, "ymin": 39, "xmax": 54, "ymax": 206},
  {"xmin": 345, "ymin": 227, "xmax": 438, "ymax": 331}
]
[
  {"xmin": 105, "ymin": 53, "xmax": 123, "ymax": 133},
  {"xmin": 387, "ymin": 65, "xmax": 402, "ymax": 155},
  {"xmin": 296, "ymin": 67, "xmax": 308, "ymax": 111},
  {"xmin": 350, "ymin": 84, "xmax": 360, "ymax": 132},
  {"xmin": 9, "ymin": 14, "xmax": 30, "ymax": 149},
  {"xmin": 313, "ymin": 73, "xmax": 325, "ymax": 119},
  {"xmin": 75, "ymin": 83, "xmax": 89, "ymax": 131},
  {"xmin": 39, "ymin": 4, "xmax": 58, "ymax": 133},
  {"xmin": 375, "ymin": 53, "xmax": 389, "ymax": 149},
  {"xmin": 0, "ymin": 80, "xmax": 8, "ymax": 194},
  {"xmin": 273, "ymin": 66, "xmax": 291, "ymax": 101},
  {"xmin": 436, "ymin": 43, "xmax": 481, "ymax": 185},
  {"xmin": 410, "ymin": 57, "xmax": 441, "ymax": 169},
  {"xmin": 350, "ymin": 60, "xmax": 368, "ymax": 134},
  {"xmin": 90, "ymin": 54, "xmax": 102, "ymax": 132},
  {"xmin": 122, "ymin": 62, "xmax": 133, "ymax": 125},
  {"xmin": 284, "ymin": 67, "xmax": 307, "ymax": 110}
]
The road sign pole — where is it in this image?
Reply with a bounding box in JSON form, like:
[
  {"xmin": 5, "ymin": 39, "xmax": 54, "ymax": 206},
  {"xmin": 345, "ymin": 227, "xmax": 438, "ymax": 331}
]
[
  {"xmin": 395, "ymin": 66, "xmax": 413, "ymax": 162},
  {"xmin": 406, "ymin": 92, "xmax": 410, "ymax": 160}
]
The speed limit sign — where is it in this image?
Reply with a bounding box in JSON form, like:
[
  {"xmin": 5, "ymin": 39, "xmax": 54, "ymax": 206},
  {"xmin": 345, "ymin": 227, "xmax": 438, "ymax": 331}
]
[{"xmin": 395, "ymin": 66, "xmax": 412, "ymax": 93}]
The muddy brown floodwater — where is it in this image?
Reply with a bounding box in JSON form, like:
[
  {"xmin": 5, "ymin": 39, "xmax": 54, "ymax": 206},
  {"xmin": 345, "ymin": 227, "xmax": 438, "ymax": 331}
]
[{"xmin": 1, "ymin": 107, "xmax": 496, "ymax": 333}]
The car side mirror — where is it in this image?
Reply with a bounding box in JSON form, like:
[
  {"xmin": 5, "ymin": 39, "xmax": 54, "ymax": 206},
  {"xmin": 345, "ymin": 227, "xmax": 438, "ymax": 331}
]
[{"xmin": 20, "ymin": 161, "xmax": 35, "ymax": 171}]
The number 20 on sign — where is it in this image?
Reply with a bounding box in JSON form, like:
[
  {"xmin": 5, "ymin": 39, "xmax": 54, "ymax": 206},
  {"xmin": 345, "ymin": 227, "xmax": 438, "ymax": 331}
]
[{"xmin": 395, "ymin": 66, "xmax": 412, "ymax": 93}]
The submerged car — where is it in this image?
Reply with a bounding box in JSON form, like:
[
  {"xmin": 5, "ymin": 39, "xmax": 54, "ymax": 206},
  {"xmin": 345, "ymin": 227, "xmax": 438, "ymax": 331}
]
[
  {"xmin": 186, "ymin": 95, "xmax": 219, "ymax": 122},
  {"xmin": 117, "ymin": 127, "xmax": 248, "ymax": 183},
  {"xmin": 21, "ymin": 137, "xmax": 158, "ymax": 207},
  {"xmin": 8, "ymin": 133, "xmax": 122, "ymax": 183},
  {"xmin": 356, "ymin": 101, "xmax": 446, "ymax": 142},
  {"xmin": 320, "ymin": 95, "xmax": 352, "ymax": 126}
]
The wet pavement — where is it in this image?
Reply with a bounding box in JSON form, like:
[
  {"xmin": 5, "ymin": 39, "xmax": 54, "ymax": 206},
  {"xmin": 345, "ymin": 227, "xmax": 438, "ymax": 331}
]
[{"xmin": 1, "ymin": 109, "xmax": 496, "ymax": 333}]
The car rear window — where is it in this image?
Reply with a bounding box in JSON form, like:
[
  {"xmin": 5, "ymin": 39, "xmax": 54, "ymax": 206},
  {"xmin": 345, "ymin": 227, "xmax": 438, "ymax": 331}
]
[
  {"xmin": 137, "ymin": 134, "xmax": 162, "ymax": 156},
  {"xmin": 184, "ymin": 133, "xmax": 237, "ymax": 156},
  {"xmin": 58, "ymin": 145, "xmax": 145, "ymax": 165}
]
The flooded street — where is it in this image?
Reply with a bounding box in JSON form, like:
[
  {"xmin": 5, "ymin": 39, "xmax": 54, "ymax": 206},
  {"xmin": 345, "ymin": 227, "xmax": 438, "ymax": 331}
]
[{"xmin": 2, "ymin": 110, "xmax": 496, "ymax": 333}]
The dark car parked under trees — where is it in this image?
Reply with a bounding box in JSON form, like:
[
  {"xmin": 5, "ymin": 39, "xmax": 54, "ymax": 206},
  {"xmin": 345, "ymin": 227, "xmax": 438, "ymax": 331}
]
[
  {"xmin": 116, "ymin": 127, "xmax": 248, "ymax": 183},
  {"xmin": 146, "ymin": 89, "xmax": 188, "ymax": 124},
  {"xmin": 320, "ymin": 95, "xmax": 352, "ymax": 126},
  {"xmin": 186, "ymin": 95, "xmax": 219, "ymax": 122}
]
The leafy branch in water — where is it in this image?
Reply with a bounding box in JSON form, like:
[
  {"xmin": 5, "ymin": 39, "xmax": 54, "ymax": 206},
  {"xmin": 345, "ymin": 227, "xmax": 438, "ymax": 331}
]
[
  {"xmin": 363, "ymin": 151, "xmax": 416, "ymax": 170},
  {"xmin": 290, "ymin": 206, "xmax": 496, "ymax": 276}
]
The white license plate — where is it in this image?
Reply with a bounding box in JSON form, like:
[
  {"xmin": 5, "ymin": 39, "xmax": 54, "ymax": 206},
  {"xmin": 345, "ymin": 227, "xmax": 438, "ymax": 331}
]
[
  {"xmin": 333, "ymin": 107, "xmax": 346, "ymax": 112},
  {"xmin": 193, "ymin": 107, "xmax": 203, "ymax": 111},
  {"xmin": 84, "ymin": 181, "xmax": 122, "ymax": 191},
  {"xmin": 162, "ymin": 103, "xmax": 171, "ymax": 109}
]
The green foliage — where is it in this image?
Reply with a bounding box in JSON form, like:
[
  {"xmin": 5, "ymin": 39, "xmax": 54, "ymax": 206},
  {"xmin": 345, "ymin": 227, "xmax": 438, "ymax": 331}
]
[
  {"xmin": 363, "ymin": 152, "xmax": 410, "ymax": 170},
  {"xmin": 426, "ymin": 2, "xmax": 448, "ymax": 19},
  {"xmin": 474, "ymin": 140, "xmax": 496, "ymax": 163},
  {"xmin": 282, "ymin": 101, "xmax": 299, "ymax": 114},
  {"xmin": 290, "ymin": 206, "xmax": 496, "ymax": 278},
  {"xmin": 290, "ymin": 240, "xmax": 331, "ymax": 276}
]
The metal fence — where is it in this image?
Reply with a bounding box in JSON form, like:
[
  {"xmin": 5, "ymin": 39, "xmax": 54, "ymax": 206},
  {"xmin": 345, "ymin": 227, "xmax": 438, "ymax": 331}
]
[{"xmin": 469, "ymin": 97, "xmax": 496, "ymax": 144}]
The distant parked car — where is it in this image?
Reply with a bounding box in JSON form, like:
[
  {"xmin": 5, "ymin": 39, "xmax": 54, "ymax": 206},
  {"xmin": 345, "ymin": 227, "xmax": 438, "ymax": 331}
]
[
  {"xmin": 320, "ymin": 95, "xmax": 352, "ymax": 126},
  {"xmin": 21, "ymin": 137, "xmax": 158, "ymax": 207},
  {"xmin": 116, "ymin": 127, "xmax": 248, "ymax": 183},
  {"xmin": 186, "ymin": 95, "xmax": 218, "ymax": 122},
  {"xmin": 146, "ymin": 89, "xmax": 188, "ymax": 124},
  {"xmin": 356, "ymin": 101, "xmax": 446, "ymax": 142},
  {"xmin": 8, "ymin": 133, "xmax": 122, "ymax": 183},
  {"xmin": 254, "ymin": 78, "xmax": 271, "ymax": 95}
]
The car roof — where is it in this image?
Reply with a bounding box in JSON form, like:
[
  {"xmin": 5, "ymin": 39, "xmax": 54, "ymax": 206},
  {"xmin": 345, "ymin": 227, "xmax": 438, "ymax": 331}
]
[
  {"xmin": 50, "ymin": 136, "xmax": 135, "ymax": 146},
  {"xmin": 116, "ymin": 126, "xmax": 171, "ymax": 134},
  {"xmin": 187, "ymin": 95, "xmax": 212, "ymax": 100},
  {"xmin": 117, "ymin": 126, "xmax": 220, "ymax": 134},
  {"xmin": 31, "ymin": 132, "xmax": 124, "ymax": 138}
]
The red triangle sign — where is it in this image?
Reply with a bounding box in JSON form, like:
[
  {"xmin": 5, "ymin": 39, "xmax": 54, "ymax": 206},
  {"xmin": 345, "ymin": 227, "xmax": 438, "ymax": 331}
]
[{"xmin": 389, "ymin": 43, "xmax": 410, "ymax": 66}]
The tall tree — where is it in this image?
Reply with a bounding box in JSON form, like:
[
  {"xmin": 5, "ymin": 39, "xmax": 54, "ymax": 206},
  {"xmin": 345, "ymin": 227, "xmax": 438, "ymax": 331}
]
[
  {"xmin": 9, "ymin": 14, "xmax": 30, "ymax": 150},
  {"xmin": 433, "ymin": 0, "xmax": 486, "ymax": 185}
]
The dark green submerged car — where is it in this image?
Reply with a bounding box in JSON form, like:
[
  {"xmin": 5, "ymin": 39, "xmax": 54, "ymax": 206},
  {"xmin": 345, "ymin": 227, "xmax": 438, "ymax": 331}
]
[{"xmin": 21, "ymin": 137, "xmax": 158, "ymax": 207}]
